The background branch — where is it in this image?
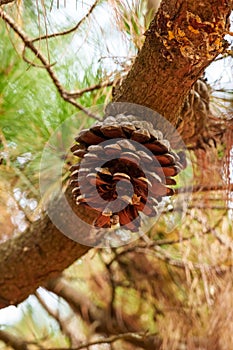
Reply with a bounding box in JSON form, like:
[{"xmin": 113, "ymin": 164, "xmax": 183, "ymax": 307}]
[
  {"xmin": 35, "ymin": 290, "xmax": 74, "ymax": 346},
  {"xmin": 0, "ymin": 7, "xmax": 102, "ymax": 120},
  {"xmin": 0, "ymin": 0, "xmax": 14, "ymax": 5},
  {"xmin": 47, "ymin": 332, "xmax": 152, "ymax": 350},
  {"xmin": 0, "ymin": 329, "xmax": 28, "ymax": 350},
  {"xmin": 32, "ymin": 0, "xmax": 100, "ymax": 43},
  {"xmin": 45, "ymin": 277, "xmax": 162, "ymax": 349}
]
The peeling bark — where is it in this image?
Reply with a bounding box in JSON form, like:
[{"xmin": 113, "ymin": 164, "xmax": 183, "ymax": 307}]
[{"xmin": 114, "ymin": 0, "xmax": 232, "ymax": 126}]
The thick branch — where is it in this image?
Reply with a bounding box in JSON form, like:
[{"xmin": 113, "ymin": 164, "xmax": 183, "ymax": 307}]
[{"xmin": 114, "ymin": 0, "xmax": 232, "ymax": 126}]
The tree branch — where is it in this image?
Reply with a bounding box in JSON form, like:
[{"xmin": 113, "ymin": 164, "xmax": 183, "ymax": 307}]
[
  {"xmin": 45, "ymin": 277, "xmax": 162, "ymax": 350},
  {"xmin": 113, "ymin": 0, "xmax": 233, "ymax": 126},
  {"xmin": 32, "ymin": 0, "xmax": 100, "ymax": 43},
  {"xmin": 46, "ymin": 332, "xmax": 153, "ymax": 350},
  {"xmin": 35, "ymin": 290, "xmax": 74, "ymax": 346},
  {"xmin": 0, "ymin": 7, "xmax": 102, "ymax": 120},
  {"xmin": 45, "ymin": 277, "xmax": 97, "ymax": 323}
]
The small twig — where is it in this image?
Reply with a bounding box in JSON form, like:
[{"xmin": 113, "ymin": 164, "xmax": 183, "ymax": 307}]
[
  {"xmin": 35, "ymin": 291, "xmax": 74, "ymax": 346},
  {"xmin": 104, "ymin": 253, "xmax": 118, "ymax": 324},
  {"xmin": 67, "ymin": 80, "xmax": 113, "ymax": 98},
  {"xmin": 176, "ymin": 184, "xmax": 233, "ymax": 194},
  {"xmin": 46, "ymin": 332, "xmax": 150, "ymax": 350},
  {"xmin": 45, "ymin": 277, "xmax": 94, "ymax": 322},
  {"xmin": 61, "ymin": 96, "xmax": 101, "ymax": 120},
  {"xmin": 32, "ymin": 0, "xmax": 100, "ymax": 43},
  {"xmin": 22, "ymin": 44, "xmax": 56, "ymax": 68},
  {"xmin": 211, "ymin": 228, "xmax": 233, "ymax": 249},
  {"xmin": 107, "ymin": 212, "xmax": 227, "ymax": 272},
  {"xmin": 0, "ymin": 8, "xmax": 101, "ymax": 120},
  {"xmin": 136, "ymin": 246, "xmax": 226, "ymax": 273}
]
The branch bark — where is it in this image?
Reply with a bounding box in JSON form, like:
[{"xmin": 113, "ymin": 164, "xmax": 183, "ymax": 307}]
[
  {"xmin": 0, "ymin": 0, "xmax": 232, "ymax": 309},
  {"xmin": 114, "ymin": 0, "xmax": 232, "ymax": 126}
]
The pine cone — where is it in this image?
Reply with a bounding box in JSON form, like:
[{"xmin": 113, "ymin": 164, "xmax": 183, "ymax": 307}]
[
  {"xmin": 179, "ymin": 78, "xmax": 210, "ymax": 143},
  {"xmin": 69, "ymin": 113, "xmax": 186, "ymax": 231}
]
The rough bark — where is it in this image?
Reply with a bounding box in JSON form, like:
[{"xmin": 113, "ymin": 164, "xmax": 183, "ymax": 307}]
[
  {"xmin": 0, "ymin": 0, "xmax": 232, "ymax": 309},
  {"xmin": 114, "ymin": 0, "xmax": 232, "ymax": 126}
]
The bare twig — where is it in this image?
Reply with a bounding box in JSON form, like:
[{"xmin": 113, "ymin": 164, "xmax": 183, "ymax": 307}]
[
  {"xmin": 176, "ymin": 184, "xmax": 233, "ymax": 194},
  {"xmin": 45, "ymin": 277, "xmax": 96, "ymax": 323},
  {"xmin": 0, "ymin": 8, "xmax": 101, "ymax": 120},
  {"xmin": 32, "ymin": 0, "xmax": 100, "ymax": 43},
  {"xmin": 46, "ymin": 332, "xmax": 153, "ymax": 350},
  {"xmin": 35, "ymin": 290, "xmax": 74, "ymax": 346},
  {"xmin": 106, "ymin": 212, "xmax": 227, "ymax": 273},
  {"xmin": 45, "ymin": 277, "xmax": 161, "ymax": 349},
  {"xmin": 22, "ymin": 44, "xmax": 56, "ymax": 68},
  {"xmin": 139, "ymin": 245, "xmax": 224, "ymax": 272},
  {"xmin": 67, "ymin": 80, "xmax": 114, "ymax": 98}
]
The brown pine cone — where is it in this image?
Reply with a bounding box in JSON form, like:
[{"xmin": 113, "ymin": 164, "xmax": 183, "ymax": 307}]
[
  {"xmin": 69, "ymin": 113, "xmax": 186, "ymax": 231},
  {"xmin": 179, "ymin": 78, "xmax": 210, "ymax": 143}
]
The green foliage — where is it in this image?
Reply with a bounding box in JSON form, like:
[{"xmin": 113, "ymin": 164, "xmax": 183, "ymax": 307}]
[{"xmin": 0, "ymin": 20, "xmax": 110, "ymax": 199}]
